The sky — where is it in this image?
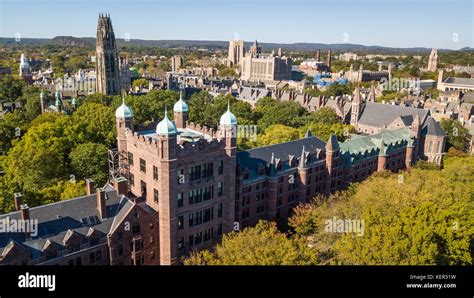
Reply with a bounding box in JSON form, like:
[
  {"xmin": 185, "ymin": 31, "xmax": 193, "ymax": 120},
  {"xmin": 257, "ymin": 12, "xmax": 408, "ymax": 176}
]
[{"xmin": 0, "ymin": 0, "xmax": 473, "ymax": 49}]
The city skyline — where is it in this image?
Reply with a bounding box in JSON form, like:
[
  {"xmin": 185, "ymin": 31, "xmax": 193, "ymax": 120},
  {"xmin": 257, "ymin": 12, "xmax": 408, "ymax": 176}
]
[{"xmin": 0, "ymin": 0, "xmax": 473, "ymax": 50}]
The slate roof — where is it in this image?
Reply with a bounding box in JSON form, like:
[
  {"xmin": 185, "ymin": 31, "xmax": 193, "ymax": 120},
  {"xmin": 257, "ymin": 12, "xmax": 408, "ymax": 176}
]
[
  {"xmin": 444, "ymin": 77, "xmax": 474, "ymax": 86},
  {"xmin": 0, "ymin": 189, "xmax": 127, "ymax": 260},
  {"xmin": 237, "ymin": 136, "xmax": 326, "ymax": 181},
  {"xmin": 421, "ymin": 116, "xmax": 447, "ymax": 137},
  {"xmin": 358, "ymin": 102, "xmax": 429, "ymax": 128}
]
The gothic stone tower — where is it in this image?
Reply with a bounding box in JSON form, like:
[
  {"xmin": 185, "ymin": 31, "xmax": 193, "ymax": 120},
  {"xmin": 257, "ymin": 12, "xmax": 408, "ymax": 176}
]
[{"xmin": 96, "ymin": 14, "xmax": 121, "ymax": 95}]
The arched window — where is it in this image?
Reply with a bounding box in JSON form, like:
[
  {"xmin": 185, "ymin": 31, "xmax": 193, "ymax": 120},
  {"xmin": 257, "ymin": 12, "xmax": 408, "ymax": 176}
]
[
  {"xmin": 428, "ymin": 141, "xmax": 433, "ymax": 153},
  {"xmin": 436, "ymin": 141, "xmax": 441, "ymax": 153}
]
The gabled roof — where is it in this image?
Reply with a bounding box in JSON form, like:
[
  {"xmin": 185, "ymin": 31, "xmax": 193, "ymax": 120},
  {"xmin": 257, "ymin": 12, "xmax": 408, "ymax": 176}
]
[
  {"xmin": 237, "ymin": 136, "xmax": 326, "ymax": 181},
  {"xmin": 358, "ymin": 102, "xmax": 428, "ymax": 128},
  {"xmin": 0, "ymin": 189, "xmax": 126, "ymax": 256},
  {"xmin": 421, "ymin": 116, "xmax": 446, "ymax": 137}
]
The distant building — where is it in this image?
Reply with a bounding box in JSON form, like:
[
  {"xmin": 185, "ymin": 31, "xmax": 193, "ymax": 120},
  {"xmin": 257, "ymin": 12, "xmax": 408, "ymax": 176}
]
[
  {"xmin": 171, "ymin": 55, "xmax": 184, "ymax": 72},
  {"xmin": 345, "ymin": 63, "xmax": 391, "ymax": 83},
  {"xmin": 241, "ymin": 41, "xmax": 292, "ymax": 81},
  {"xmin": 95, "ymin": 14, "xmax": 121, "ymax": 95},
  {"xmin": 227, "ymin": 39, "xmax": 245, "ymax": 67},
  {"xmin": 437, "ymin": 70, "xmax": 474, "ymax": 92},
  {"xmin": 339, "ymin": 52, "xmax": 358, "ymax": 62},
  {"xmin": 427, "ymin": 49, "xmax": 438, "ymax": 72},
  {"xmin": 19, "ymin": 53, "xmax": 32, "ymax": 83},
  {"xmin": 350, "ymin": 87, "xmax": 446, "ymax": 165},
  {"xmin": 299, "ymin": 50, "xmax": 332, "ymax": 72}
]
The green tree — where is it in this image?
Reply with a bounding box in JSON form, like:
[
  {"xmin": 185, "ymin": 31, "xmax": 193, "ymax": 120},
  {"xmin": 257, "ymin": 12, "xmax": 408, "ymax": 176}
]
[
  {"xmin": 257, "ymin": 124, "xmax": 300, "ymax": 147},
  {"xmin": 132, "ymin": 78, "xmax": 148, "ymax": 90},
  {"xmin": 440, "ymin": 119, "xmax": 469, "ymax": 151},
  {"xmin": 184, "ymin": 221, "xmax": 316, "ymax": 265},
  {"xmin": 69, "ymin": 142, "xmax": 109, "ymax": 186},
  {"xmin": 0, "ymin": 75, "xmax": 24, "ymax": 103},
  {"xmin": 73, "ymin": 102, "xmax": 116, "ymax": 146},
  {"xmin": 289, "ymin": 156, "xmax": 474, "ymax": 265}
]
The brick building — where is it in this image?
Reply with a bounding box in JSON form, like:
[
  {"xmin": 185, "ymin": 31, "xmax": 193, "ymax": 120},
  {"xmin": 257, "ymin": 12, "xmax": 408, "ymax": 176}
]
[
  {"xmin": 0, "ymin": 180, "xmax": 159, "ymax": 265},
  {"xmin": 1, "ymin": 90, "xmax": 445, "ymax": 265}
]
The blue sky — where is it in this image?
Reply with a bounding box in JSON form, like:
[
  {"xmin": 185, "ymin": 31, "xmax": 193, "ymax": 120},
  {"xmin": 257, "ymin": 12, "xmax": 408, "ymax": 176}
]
[{"xmin": 0, "ymin": 0, "xmax": 472, "ymax": 49}]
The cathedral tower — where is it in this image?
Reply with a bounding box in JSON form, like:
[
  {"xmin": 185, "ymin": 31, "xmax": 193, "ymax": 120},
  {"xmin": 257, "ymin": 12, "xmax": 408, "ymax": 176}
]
[{"xmin": 96, "ymin": 14, "xmax": 121, "ymax": 95}]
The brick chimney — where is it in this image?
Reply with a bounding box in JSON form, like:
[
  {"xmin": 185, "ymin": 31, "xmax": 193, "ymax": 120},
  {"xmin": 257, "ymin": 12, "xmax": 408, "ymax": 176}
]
[
  {"xmin": 20, "ymin": 204, "xmax": 30, "ymax": 221},
  {"xmin": 85, "ymin": 179, "xmax": 96, "ymax": 195},
  {"xmin": 14, "ymin": 193, "xmax": 22, "ymax": 211},
  {"xmin": 114, "ymin": 177, "xmax": 129, "ymax": 196},
  {"xmin": 97, "ymin": 188, "xmax": 106, "ymax": 220},
  {"xmin": 20, "ymin": 204, "xmax": 31, "ymax": 238}
]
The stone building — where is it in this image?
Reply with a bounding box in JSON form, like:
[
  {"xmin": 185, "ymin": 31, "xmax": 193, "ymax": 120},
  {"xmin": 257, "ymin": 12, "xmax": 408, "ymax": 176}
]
[
  {"xmin": 437, "ymin": 70, "xmax": 474, "ymax": 92},
  {"xmin": 19, "ymin": 53, "xmax": 32, "ymax": 83},
  {"xmin": 241, "ymin": 40, "xmax": 292, "ymax": 81},
  {"xmin": 349, "ymin": 88, "xmax": 447, "ymax": 165},
  {"xmin": 171, "ymin": 55, "xmax": 184, "ymax": 72},
  {"xmin": 427, "ymin": 49, "xmax": 438, "ymax": 72},
  {"xmin": 345, "ymin": 64, "xmax": 390, "ymax": 83},
  {"xmin": 227, "ymin": 39, "xmax": 245, "ymax": 67},
  {"xmin": 95, "ymin": 14, "xmax": 121, "ymax": 95}
]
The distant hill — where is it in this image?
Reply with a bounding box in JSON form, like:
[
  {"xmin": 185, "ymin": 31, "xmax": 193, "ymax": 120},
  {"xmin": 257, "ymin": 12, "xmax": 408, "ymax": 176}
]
[{"xmin": 0, "ymin": 36, "xmax": 469, "ymax": 53}]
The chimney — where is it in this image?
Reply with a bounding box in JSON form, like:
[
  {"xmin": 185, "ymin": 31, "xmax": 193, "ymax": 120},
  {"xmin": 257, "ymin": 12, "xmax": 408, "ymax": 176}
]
[
  {"xmin": 20, "ymin": 204, "xmax": 30, "ymax": 221},
  {"xmin": 85, "ymin": 179, "xmax": 96, "ymax": 195},
  {"xmin": 20, "ymin": 204, "xmax": 31, "ymax": 238},
  {"xmin": 14, "ymin": 193, "xmax": 22, "ymax": 211},
  {"xmin": 114, "ymin": 177, "xmax": 129, "ymax": 196},
  {"xmin": 97, "ymin": 188, "xmax": 106, "ymax": 220}
]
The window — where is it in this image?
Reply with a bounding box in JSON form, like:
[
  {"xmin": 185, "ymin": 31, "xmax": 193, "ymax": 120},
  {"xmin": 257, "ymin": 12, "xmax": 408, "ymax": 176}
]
[
  {"xmin": 90, "ymin": 252, "xmax": 96, "ymax": 264},
  {"xmin": 217, "ymin": 203, "xmax": 223, "ymax": 218},
  {"xmin": 128, "ymin": 152, "xmax": 134, "ymax": 166},
  {"xmin": 129, "ymin": 173, "xmax": 135, "ymax": 187},
  {"xmin": 194, "ymin": 232, "xmax": 203, "ymax": 245},
  {"xmin": 189, "ymin": 235, "xmax": 194, "ymax": 247},
  {"xmin": 177, "ymin": 193, "xmax": 183, "ymax": 207},
  {"xmin": 75, "ymin": 257, "xmax": 82, "ymax": 265},
  {"xmin": 203, "ymin": 186, "xmax": 212, "ymax": 201},
  {"xmin": 153, "ymin": 166, "xmax": 159, "ymax": 180},
  {"xmin": 140, "ymin": 180, "xmax": 147, "ymax": 196},
  {"xmin": 150, "ymin": 235, "xmax": 154, "ymax": 244},
  {"xmin": 140, "ymin": 158, "xmax": 146, "ymax": 173},
  {"xmin": 189, "ymin": 165, "xmax": 202, "ymax": 181},
  {"xmin": 153, "ymin": 189, "xmax": 159, "ymax": 203},
  {"xmin": 217, "ymin": 182, "xmax": 223, "ymax": 196},
  {"xmin": 118, "ymin": 245, "xmax": 123, "ymax": 256},
  {"xmin": 188, "ymin": 213, "xmax": 194, "ymax": 227},
  {"xmin": 178, "ymin": 237, "xmax": 184, "ymax": 249},
  {"xmin": 178, "ymin": 215, "xmax": 184, "ymax": 230},
  {"xmin": 150, "ymin": 251, "xmax": 155, "ymax": 260},
  {"xmin": 202, "ymin": 162, "xmax": 213, "ymax": 178},
  {"xmin": 96, "ymin": 250, "xmax": 102, "ymax": 261},
  {"xmin": 217, "ymin": 224, "xmax": 223, "ymax": 236},
  {"xmin": 204, "ymin": 208, "xmax": 212, "ymax": 222},
  {"xmin": 218, "ymin": 160, "xmax": 224, "ymax": 175},
  {"xmin": 204, "ymin": 228, "xmax": 213, "ymax": 242}
]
